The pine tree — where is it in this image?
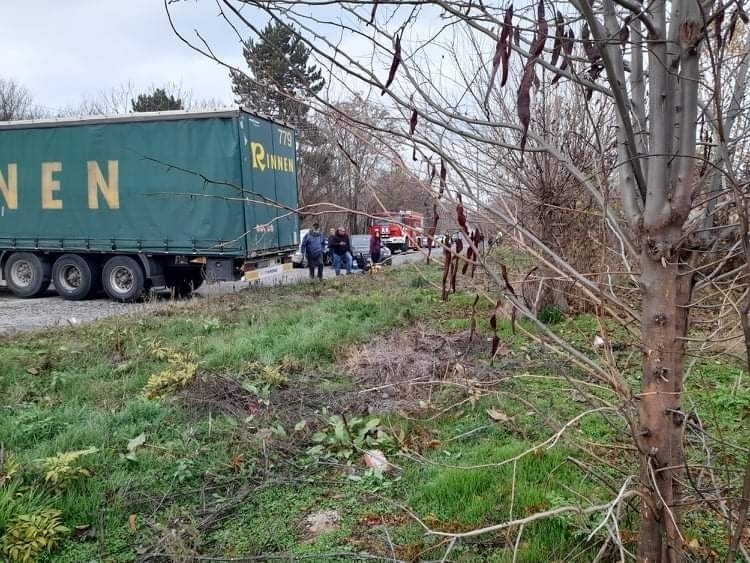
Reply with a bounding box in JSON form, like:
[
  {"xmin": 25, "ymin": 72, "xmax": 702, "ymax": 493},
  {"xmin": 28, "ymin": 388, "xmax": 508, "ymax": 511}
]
[
  {"xmin": 131, "ymin": 88, "xmax": 183, "ymax": 113},
  {"xmin": 230, "ymin": 21, "xmax": 324, "ymax": 125}
]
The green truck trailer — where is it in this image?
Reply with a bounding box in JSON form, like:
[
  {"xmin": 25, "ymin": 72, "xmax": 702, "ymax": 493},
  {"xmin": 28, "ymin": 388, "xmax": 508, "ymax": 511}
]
[{"xmin": 0, "ymin": 108, "xmax": 299, "ymax": 301}]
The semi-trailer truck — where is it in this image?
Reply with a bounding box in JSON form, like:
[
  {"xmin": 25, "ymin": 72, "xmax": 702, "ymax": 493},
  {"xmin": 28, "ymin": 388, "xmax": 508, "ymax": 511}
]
[{"xmin": 0, "ymin": 108, "xmax": 299, "ymax": 301}]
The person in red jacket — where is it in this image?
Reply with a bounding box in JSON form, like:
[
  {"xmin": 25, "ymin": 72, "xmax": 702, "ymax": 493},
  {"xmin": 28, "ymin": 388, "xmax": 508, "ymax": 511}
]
[{"xmin": 369, "ymin": 231, "xmax": 382, "ymax": 265}]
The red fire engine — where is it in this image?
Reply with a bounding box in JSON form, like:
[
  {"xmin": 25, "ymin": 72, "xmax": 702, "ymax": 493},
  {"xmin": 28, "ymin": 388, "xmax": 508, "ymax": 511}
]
[{"xmin": 370, "ymin": 210, "xmax": 425, "ymax": 253}]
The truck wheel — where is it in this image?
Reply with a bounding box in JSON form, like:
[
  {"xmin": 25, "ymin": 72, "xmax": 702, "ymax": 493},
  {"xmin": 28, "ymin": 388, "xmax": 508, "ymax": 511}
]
[
  {"xmin": 102, "ymin": 256, "xmax": 145, "ymax": 302},
  {"xmin": 52, "ymin": 254, "xmax": 99, "ymax": 301},
  {"xmin": 3, "ymin": 252, "xmax": 51, "ymax": 298}
]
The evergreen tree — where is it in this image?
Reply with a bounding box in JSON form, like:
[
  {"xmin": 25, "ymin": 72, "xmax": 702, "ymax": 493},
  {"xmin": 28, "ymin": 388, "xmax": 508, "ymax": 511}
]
[
  {"xmin": 230, "ymin": 21, "xmax": 324, "ymax": 125},
  {"xmin": 131, "ymin": 88, "xmax": 183, "ymax": 113}
]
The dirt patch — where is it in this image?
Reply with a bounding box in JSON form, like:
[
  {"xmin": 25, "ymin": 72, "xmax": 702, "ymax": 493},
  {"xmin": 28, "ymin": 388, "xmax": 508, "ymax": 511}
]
[
  {"xmin": 272, "ymin": 385, "xmax": 340, "ymax": 425},
  {"xmin": 301, "ymin": 509, "xmax": 342, "ymax": 538},
  {"xmin": 343, "ymin": 326, "xmax": 501, "ymax": 413},
  {"xmin": 177, "ymin": 374, "xmax": 261, "ymax": 418},
  {"xmin": 176, "ymin": 327, "xmax": 510, "ymax": 426}
]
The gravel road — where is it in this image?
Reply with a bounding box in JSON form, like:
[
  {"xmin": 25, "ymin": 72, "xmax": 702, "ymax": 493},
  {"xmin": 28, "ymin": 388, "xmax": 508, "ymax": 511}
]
[{"xmin": 0, "ymin": 251, "xmax": 425, "ymax": 334}]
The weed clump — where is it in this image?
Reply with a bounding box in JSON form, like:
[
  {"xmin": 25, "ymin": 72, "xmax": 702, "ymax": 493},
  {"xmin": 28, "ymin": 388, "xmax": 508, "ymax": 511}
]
[
  {"xmin": 2, "ymin": 509, "xmax": 69, "ymax": 563},
  {"xmin": 144, "ymin": 341, "xmax": 199, "ymax": 398},
  {"xmin": 37, "ymin": 448, "xmax": 98, "ymax": 491},
  {"xmin": 539, "ymin": 304, "xmax": 564, "ymax": 325}
]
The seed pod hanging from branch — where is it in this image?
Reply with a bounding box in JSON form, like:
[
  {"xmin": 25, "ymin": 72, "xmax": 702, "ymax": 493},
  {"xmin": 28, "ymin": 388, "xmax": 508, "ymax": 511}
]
[
  {"xmin": 581, "ymin": 24, "xmax": 602, "ymax": 99},
  {"xmin": 500, "ymin": 6, "xmax": 514, "ymax": 87},
  {"xmin": 484, "ymin": 43, "xmax": 504, "ymax": 110},
  {"xmin": 457, "ymin": 202, "xmax": 468, "ymax": 235},
  {"xmin": 426, "ymin": 204, "xmax": 440, "ymax": 264},
  {"xmin": 516, "ymin": 0, "xmax": 547, "ymax": 151},
  {"xmin": 483, "ymin": 6, "xmax": 514, "ymax": 113},
  {"xmin": 463, "ymin": 245, "xmax": 474, "ymax": 276},
  {"xmin": 531, "ymin": 0, "xmax": 548, "ymax": 58},
  {"xmin": 517, "ymin": 71, "xmax": 533, "ymax": 150},
  {"xmin": 451, "ymin": 239, "xmax": 462, "ymax": 293},
  {"xmin": 489, "ymin": 303, "xmax": 502, "ymax": 363},
  {"xmin": 550, "ymin": 11, "xmax": 564, "ymax": 66},
  {"xmin": 470, "ymin": 228, "xmax": 482, "ymax": 277},
  {"xmin": 439, "ymin": 158, "xmax": 447, "ymax": 198},
  {"xmin": 381, "ymin": 34, "xmax": 401, "ymax": 95},
  {"xmin": 582, "ymin": 24, "xmax": 601, "ymax": 67},
  {"xmin": 489, "ymin": 264, "xmax": 517, "ymax": 361},
  {"xmin": 551, "ymin": 28, "xmax": 575, "ymax": 85},
  {"xmin": 410, "ymin": 109, "xmax": 419, "ymax": 161},
  {"xmin": 462, "ymin": 228, "xmax": 481, "ymax": 278},
  {"xmin": 441, "ymin": 244, "xmax": 452, "ymax": 301},
  {"xmin": 489, "ymin": 300, "xmax": 515, "ymax": 363},
  {"xmin": 581, "ymin": 24, "xmax": 594, "ymax": 60},
  {"xmin": 619, "ymin": 21, "xmax": 630, "ymax": 46},
  {"xmin": 565, "ymin": 27, "xmax": 575, "ymax": 52}
]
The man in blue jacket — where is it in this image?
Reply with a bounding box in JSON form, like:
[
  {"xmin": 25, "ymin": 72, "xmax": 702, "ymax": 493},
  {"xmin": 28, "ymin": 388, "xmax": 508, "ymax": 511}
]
[{"xmin": 301, "ymin": 223, "xmax": 326, "ymax": 280}]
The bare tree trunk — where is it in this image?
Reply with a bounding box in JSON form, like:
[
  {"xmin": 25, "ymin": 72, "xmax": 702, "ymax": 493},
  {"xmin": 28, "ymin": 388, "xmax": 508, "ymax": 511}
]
[{"xmin": 637, "ymin": 228, "xmax": 691, "ymax": 562}]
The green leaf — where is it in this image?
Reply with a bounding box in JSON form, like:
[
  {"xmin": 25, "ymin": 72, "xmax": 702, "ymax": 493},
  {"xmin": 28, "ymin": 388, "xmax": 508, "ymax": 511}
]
[
  {"xmin": 333, "ymin": 420, "xmax": 349, "ymax": 444},
  {"xmin": 306, "ymin": 445, "xmax": 325, "ymax": 457},
  {"xmin": 364, "ymin": 418, "xmax": 381, "ymax": 431},
  {"xmin": 272, "ymin": 423, "xmax": 287, "ymax": 437}
]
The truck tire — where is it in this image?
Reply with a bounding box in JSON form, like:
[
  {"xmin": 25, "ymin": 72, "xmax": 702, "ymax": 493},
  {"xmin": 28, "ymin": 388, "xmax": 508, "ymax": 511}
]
[
  {"xmin": 3, "ymin": 252, "xmax": 51, "ymax": 298},
  {"xmin": 166, "ymin": 269, "xmax": 203, "ymax": 298},
  {"xmin": 52, "ymin": 254, "xmax": 99, "ymax": 301},
  {"xmin": 102, "ymin": 256, "xmax": 145, "ymax": 302}
]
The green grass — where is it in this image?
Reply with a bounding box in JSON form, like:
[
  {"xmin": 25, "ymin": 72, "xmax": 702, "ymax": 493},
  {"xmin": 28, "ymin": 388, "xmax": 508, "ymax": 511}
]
[
  {"xmin": 404, "ymin": 442, "xmax": 600, "ymax": 563},
  {"xmin": 0, "ymin": 265, "xmax": 747, "ymax": 562},
  {"xmin": 0, "ymin": 269, "xmax": 442, "ymax": 561}
]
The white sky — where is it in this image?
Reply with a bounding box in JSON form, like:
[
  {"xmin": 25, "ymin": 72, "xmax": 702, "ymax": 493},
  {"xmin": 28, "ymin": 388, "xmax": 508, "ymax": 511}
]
[{"xmin": 0, "ymin": 0, "xmax": 252, "ymax": 112}]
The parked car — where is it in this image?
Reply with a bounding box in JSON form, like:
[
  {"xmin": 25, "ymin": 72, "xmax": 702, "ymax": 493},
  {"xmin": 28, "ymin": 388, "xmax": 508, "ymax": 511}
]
[
  {"xmin": 350, "ymin": 234, "xmax": 392, "ymax": 270},
  {"xmin": 291, "ymin": 229, "xmax": 310, "ymax": 268},
  {"xmin": 418, "ymin": 233, "xmax": 441, "ymax": 248}
]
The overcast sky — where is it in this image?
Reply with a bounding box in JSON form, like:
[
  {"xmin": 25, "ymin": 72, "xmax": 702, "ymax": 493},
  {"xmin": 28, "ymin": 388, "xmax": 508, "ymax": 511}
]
[{"xmin": 0, "ymin": 1, "xmax": 252, "ymax": 112}]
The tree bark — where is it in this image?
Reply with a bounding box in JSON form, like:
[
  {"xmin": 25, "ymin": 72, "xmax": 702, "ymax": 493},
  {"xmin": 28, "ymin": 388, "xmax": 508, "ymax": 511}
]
[{"xmin": 637, "ymin": 228, "xmax": 692, "ymax": 562}]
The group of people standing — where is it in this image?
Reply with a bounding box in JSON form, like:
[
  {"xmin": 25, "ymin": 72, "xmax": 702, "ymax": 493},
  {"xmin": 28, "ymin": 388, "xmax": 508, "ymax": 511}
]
[
  {"xmin": 301, "ymin": 223, "xmax": 355, "ymax": 280},
  {"xmin": 301, "ymin": 223, "xmax": 386, "ymax": 280}
]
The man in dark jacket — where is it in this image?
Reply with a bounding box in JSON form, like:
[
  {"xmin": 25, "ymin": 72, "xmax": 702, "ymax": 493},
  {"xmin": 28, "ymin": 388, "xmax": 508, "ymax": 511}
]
[
  {"xmin": 329, "ymin": 226, "xmax": 353, "ymax": 275},
  {"xmin": 301, "ymin": 223, "xmax": 326, "ymax": 280}
]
